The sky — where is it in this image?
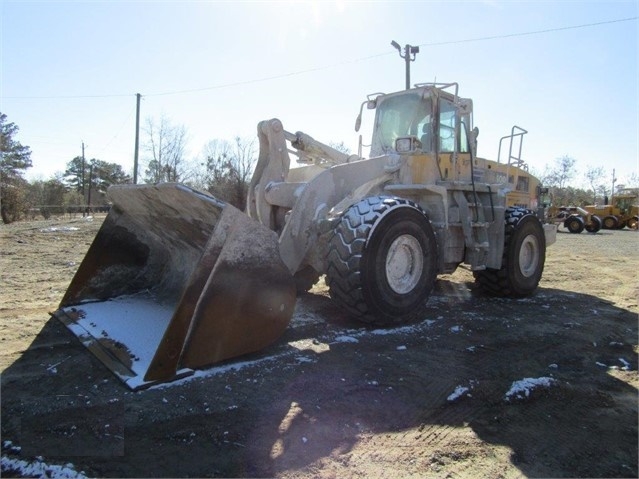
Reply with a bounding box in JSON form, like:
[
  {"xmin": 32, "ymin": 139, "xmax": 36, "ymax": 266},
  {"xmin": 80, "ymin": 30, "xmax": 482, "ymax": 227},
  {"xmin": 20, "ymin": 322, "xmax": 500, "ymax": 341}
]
[{"xmin": 1, "ymin": 1, "xmax": 637, "ymax": 189}]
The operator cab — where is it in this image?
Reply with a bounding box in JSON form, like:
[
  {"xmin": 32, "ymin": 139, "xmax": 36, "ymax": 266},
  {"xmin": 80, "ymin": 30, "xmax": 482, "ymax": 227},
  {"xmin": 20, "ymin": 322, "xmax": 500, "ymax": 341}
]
[{"xmin": 365, "ymin": 84, "xmax": 474, "ymax": 159}]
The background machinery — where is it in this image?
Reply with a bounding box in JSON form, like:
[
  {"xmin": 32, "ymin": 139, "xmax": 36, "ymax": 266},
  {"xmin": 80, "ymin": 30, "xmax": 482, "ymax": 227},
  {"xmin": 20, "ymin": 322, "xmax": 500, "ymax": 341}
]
[
  {"xmin": 584, "ymin": 188, "xmax": 639, "ymax": 230},
  {"xmin": 53, "ymin": 82, "xmax": 556, "ymax": 389},
  {"xmin": 546, "ymin": 205, "xmax": 602, "ymax": 234}
]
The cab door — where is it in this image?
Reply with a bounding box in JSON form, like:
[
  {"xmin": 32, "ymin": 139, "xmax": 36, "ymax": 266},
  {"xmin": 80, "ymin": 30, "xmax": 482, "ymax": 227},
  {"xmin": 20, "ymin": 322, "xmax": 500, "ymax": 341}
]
[{"xmin": 436, "ymin": 97, "xmax": 473, "ymax": 182}]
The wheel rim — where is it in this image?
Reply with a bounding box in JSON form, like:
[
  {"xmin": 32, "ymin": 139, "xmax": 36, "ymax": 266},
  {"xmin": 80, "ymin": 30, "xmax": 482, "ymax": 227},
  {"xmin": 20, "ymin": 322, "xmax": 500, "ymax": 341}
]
[
  {"xmin": 385, "ymin": 234, "xmax": 424, "ymax": 294},
  {"xmin": 519, "ymin": 234, "xmax": 540, "ymax": 278}
]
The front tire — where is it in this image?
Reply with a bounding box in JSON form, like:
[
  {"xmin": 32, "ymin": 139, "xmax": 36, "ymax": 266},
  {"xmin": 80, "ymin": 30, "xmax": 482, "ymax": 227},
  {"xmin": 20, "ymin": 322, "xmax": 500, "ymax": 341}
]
[
  {"xmin": 326, "ymin": 196, "xmax": 438, "ymax": 326},
  {"xmin": 585, "ymin": 215, "xmax": 602, "ymax": 233},
  {"xmin": 565, "ymin": 216, "xmax": 584, "ymax": 234},
  {"xmin": 474, "ymin": 207, "xmax": 546, "ymax": 297}
]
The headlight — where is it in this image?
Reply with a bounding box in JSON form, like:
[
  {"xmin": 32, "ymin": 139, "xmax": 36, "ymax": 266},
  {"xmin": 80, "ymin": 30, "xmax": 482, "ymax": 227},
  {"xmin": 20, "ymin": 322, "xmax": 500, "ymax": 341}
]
[{"xmin": 395, "ymin": 136, "xmax": 421, "ymax": 153}]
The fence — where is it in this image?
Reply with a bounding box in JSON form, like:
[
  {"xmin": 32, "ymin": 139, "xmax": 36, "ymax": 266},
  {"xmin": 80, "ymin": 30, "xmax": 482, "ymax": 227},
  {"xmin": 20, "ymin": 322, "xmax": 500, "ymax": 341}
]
[{"xmin": 27, "ymin": 204, "xmax": 112, "ymax": 220}]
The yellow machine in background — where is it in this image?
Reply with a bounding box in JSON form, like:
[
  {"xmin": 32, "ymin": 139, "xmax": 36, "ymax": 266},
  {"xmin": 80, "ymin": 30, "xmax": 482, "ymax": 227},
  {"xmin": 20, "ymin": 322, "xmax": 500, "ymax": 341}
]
[{"xmin": 584, "ymin": 188, "xmax": 639, "ymax": 230}]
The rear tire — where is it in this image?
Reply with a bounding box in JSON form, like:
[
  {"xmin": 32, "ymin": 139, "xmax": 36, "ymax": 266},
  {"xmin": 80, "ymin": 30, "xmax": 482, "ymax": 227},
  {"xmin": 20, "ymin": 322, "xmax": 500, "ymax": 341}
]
[
  {"xmin": 585, "ymin": 215, "xmax": 602, "ymax": 233},
  {"xmin": 474, "ymin": 207, "xmax": 546, "ymax": 297},
  {"xmin": 326, "ymin": 196, "xmax": 437, "ymax": 326},
  {"xmin": 565, "ymin": 216, "xmax": 585, "ymax": 234},
  {"xmin": 627, "ymin": 216, "xmax": 638, "ymax": 230}
]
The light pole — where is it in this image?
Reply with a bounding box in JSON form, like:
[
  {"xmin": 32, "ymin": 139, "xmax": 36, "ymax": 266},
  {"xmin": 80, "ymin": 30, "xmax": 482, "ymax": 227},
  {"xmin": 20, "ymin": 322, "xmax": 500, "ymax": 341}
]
[{"xmin": 391, "ymin": 40, "xmax": 420, "ymax": 89}]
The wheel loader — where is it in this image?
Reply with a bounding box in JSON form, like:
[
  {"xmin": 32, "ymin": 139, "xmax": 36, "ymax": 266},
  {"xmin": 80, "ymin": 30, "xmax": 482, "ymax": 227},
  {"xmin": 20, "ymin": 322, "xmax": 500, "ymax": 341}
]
[
  {"xmin": 53, "ymin": 82, "xmax": 557, "ymax": 389},
  {"xmin": 584, "ymin": 188, "xmax": 639, "ymax": 230}
]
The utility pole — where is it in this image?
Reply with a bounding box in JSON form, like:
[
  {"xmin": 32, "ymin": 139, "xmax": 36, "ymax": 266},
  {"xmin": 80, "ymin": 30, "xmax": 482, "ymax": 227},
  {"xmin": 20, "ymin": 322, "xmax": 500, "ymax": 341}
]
[
  {"xmin": 611, "ymin": 168, "xmax": 616, "ymax": 204},
  {"xmin": 391, "ymin": 40, "xmax": 420, "ymax": 89},
  {"xmin": 133, "ymin": 93, "xmax": 141, "ymax": 184},
  {"xmin": 81, "ymin": 141, "xmax": 86, "ymax": 199},
  {"xmin": 81, "ymin": 141, "xmax": 86, "ymax": 216}
]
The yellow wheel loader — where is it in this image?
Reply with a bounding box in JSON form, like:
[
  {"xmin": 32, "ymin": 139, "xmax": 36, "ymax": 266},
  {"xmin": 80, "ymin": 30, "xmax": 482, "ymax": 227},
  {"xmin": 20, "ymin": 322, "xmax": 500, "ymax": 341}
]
[
  {"xmin": 53, "ymin": 82, "xmax": 556, "ymax": 389},
  {"xmin": 584, "ymin": 188, "xmax": 639, "ymax": 230}
]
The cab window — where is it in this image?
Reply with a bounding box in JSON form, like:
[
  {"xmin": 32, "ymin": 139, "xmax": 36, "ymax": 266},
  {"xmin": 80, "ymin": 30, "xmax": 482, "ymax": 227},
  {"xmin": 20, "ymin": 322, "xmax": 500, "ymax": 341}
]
[
  {"xmin": 516, "ymin": 176, "xmax": 529, "ymax": 192},
  {"xmin": 373, "ymin": 92, "xmax": 432, "ymax": 154},
  {"xmin": 439, "ymin": 100, "xmax": 456, "ymax": 153},
  {"xmin": 459, "ymin": 113, "xmax": 470, "ymax": 153}
]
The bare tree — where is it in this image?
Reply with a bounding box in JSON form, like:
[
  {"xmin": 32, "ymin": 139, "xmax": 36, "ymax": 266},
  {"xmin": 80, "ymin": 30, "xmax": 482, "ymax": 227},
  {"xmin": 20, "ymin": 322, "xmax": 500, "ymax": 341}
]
[
  {"xmin": 143, "ymin": 116, "xmax": 188, "ymax": 183},
  {"xmin": 202, "ymin": 139, "xmax": 233, "ymax": 197},
  {"xmin": 549, "ymin": 155, "xmax": 577, "ymax": 188},
  {"xmin": 624, "ymin": 171, "xmax": 639, "ymax": 189},
  {"xmin": 202, "ymin": 137, "xmax": 256, "ymax": 210},
  {"xmin": 541, "ymin": 155, "xmax": 577, "ymax": 189},
  {"xmin": 228, "ymin": 136, "xmax": 257, "ymax": 209},
  {"xmin": 584, "ymin": 166, "xmax": 606, "ymax": 204}
]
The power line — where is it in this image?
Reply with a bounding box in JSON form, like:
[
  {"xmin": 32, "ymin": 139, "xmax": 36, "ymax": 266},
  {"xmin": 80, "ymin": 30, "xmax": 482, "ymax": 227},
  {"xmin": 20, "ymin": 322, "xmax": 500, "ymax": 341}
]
[
  {"xmin": 146, "ymin": 16, "xmax": 637, "ymax": 97},
  {"xmin": 3, "ymin": 92, "xmax": 134, "ymax": 100},
  {"xmin": 3, "ymin": 16, "xmax": 636, "ymax": 100},
  {"xmin": 417, "ymin": 16, "xmax": 638, "ymax": 47},
  {"xmin": 97, "ymin": 104, "xmax": 137, "ymax": 153}
]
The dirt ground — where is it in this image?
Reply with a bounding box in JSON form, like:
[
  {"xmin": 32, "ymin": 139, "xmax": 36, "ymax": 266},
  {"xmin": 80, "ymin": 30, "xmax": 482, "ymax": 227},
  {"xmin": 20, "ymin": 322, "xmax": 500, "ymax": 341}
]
[{"xmin": 1, "ymin": 214, "xmax": 637, "ymax": 478}]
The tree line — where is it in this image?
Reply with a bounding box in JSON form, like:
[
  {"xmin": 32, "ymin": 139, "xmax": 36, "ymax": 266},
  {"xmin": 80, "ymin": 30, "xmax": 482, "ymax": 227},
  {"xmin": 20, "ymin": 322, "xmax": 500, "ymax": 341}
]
[
  {"xmin": 536, "ymin": 155, "xmax": 638, "ymax": 207},
  {"xmin": 0, "ymin": 113, "xmax": 256, "ymax": 224},
  {"xmin": 1, "ymin": 112, "xmax": 637, "ymax": 224}
]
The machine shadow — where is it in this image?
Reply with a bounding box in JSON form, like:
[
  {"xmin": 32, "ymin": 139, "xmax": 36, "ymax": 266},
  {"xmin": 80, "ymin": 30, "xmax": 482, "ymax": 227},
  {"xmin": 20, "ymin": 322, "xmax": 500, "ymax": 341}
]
[
  {"xmin": 1, "ymin": 282, "xmax": 637, "ymax": 478},
  {"xmin": 236, "ymin": 282, "xmax": 639, "ymax": 478}
]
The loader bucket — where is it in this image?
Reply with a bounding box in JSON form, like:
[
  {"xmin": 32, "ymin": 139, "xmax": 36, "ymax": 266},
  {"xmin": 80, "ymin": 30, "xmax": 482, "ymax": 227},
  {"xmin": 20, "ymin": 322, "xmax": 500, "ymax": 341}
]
[{"xmin": 52, "ymin": 183, "xmax": 296, "ymax": 390}]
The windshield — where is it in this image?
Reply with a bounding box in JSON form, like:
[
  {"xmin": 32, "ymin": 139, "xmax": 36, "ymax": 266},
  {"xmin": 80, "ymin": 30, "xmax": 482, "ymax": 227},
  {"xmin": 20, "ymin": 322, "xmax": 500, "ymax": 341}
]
[{"xmin": 371, "ymin": 92, "xmax": 432, "ymax": 155}]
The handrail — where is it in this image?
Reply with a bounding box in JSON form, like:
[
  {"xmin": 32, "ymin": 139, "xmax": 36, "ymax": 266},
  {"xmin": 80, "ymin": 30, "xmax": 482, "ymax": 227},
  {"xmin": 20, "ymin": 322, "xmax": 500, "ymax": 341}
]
[
  {"xmin": 497, "ymin": 125, "xmax": 528, "ymax": 169},
  {"xmin": 413, "ymin": 82, "xmax": 459, "ymax": 100}
]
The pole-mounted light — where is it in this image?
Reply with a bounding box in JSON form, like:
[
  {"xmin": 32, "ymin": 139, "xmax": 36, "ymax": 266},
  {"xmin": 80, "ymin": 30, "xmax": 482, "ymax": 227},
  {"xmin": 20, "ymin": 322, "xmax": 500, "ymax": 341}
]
[{"xmin": 391, "ymin": 40, "xmax": 420, "ymax": 90}]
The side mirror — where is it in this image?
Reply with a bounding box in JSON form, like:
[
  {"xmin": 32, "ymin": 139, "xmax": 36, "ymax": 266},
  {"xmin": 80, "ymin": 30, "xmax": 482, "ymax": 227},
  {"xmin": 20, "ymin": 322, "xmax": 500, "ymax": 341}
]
[{"xmin": 355, "ymin": 96, "xmax": 379, "ymax": 132}]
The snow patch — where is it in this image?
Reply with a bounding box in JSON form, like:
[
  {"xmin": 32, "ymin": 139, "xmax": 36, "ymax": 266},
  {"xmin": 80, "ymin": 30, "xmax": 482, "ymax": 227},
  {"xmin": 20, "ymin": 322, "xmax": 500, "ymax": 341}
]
[
  {"xmin": 1, "ymin": 455, "xmax": 86, "ymax": 478},
  {"xmin": 40, "ymin": 226, "xmax": 79, "ymax": 233},
  {"xmin": 618, "ymin": 358, "xmax": 631, "ymax": 370},
  {"xmin": 371, "ymin": 325, "xmax": 420, "ymax": 336},
  {"xmin": 2, "ymin": 441, "xmax": 21, "ymax": 454},
  {"xmin": 60, "ymin": 293, "xmax": 174, "ymax": 382},
  {"xmin": 447, "ymin": 385, "xmax": 470, "ymax": 402},
  {"xmin": 447, "ymin": 380, "xmax": 477, "ymax": 402},
  {"xmin": 504, "ymin": 377, "xmax": 557, "ymax": 401},
  {"xmin": 333, "ymin": 335, "xmax": 359, "ymax": 343}
]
